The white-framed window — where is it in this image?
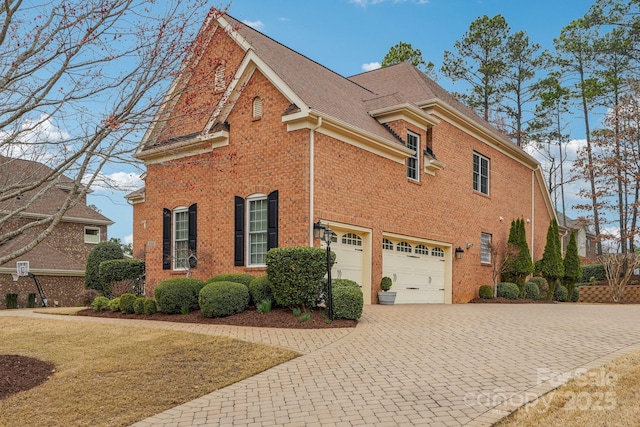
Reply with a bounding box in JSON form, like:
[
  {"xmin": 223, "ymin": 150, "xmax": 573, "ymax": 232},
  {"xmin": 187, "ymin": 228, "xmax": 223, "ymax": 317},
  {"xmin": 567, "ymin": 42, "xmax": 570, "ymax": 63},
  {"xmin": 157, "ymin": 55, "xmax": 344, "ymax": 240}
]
[
  {"xmin": 407, "ymin": 131, "xmax": 420, "ymax": 180},
  {"xmin": 252, "ymin": 97, "xmax": 263, "ymax": 119},
  {"xmin": 431, "ymin": 247, "xmax": 445, "ymax": 258},
  {"xmin": 415, "ymin": 244, "xmax": 429, "ymax": 255},
  {"xmin": 84, "ymin": 227, "xmax": 100, "ymax": 244},
  {"xmin": 473, "ymin": 152, "xmax": 490, "ymax": 195},
  {"xmin": 248, "ymin": 195, "xmax": 268, "ymax": 266},
  {"xmin": 382, "ymin": 238, "xmax": 394, "ymax": 251},
  {"xmin": 481, "ymin": 232, "xmax": 492, "ymax": 264},
  {"xmin": 214, "ymin": 64, "xmax": 226, "ymax": 92},
  {"xmin": 397, "ymin": 241, "xmax": 412, "ymax": 253},
  {"xmin": 342, "ymin": 233, "xmax": 362, "ymax": 246},
  {"xmin": 173, "ymin": 207, "xmax": 189, "ymax": 269}
]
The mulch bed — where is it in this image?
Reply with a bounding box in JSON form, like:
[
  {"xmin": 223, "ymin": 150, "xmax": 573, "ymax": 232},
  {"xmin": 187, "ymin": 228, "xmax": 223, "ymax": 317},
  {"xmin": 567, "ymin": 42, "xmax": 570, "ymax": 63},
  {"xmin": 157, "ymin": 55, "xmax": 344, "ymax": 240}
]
[
  {"xmin": 76, "ymin": 306, "xmax": 358, "ymax": 329},
  {"xmin": 0, "ymin": 355, "xmax": 55, "ymax": 400}
]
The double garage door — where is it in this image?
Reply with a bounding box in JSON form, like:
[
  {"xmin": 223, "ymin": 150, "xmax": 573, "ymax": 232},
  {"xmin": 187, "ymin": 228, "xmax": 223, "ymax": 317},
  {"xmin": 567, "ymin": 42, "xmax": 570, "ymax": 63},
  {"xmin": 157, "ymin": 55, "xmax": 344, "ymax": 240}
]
[{"xmin": 328, "ymin": 231, "xmax": 447, "ymax": 304}]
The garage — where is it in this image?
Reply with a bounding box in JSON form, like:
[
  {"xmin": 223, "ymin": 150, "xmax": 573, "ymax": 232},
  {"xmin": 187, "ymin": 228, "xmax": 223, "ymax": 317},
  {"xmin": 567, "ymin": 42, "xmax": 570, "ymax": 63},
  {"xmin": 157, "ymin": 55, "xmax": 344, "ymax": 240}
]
[
  {"xmin": 382, "ymin": 237, "xmax": 446, "ymax": 304},
  {"xmin": 327, "ymin": 231, "xmax": 365, "ymax": 285}
]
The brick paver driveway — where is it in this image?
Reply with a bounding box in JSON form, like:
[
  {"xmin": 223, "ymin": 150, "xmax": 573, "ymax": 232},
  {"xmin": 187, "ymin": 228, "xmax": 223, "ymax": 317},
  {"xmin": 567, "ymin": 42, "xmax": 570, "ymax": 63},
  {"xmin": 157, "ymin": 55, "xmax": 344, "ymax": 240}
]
[{"xmin": 125, "ymin": 304, "xmax": 640, "ymax": 426}]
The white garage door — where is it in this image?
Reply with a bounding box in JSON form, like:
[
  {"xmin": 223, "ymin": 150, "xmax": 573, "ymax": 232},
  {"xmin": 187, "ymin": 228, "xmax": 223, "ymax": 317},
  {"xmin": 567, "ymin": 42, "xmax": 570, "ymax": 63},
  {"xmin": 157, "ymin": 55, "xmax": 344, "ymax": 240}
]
[
  {"xmin": 382, "ymin": 238, "xmax": 445, "ymax": 304},
  {"xmin": 327, "ymin": 232, "xmax": 364, "ymax": 286}
]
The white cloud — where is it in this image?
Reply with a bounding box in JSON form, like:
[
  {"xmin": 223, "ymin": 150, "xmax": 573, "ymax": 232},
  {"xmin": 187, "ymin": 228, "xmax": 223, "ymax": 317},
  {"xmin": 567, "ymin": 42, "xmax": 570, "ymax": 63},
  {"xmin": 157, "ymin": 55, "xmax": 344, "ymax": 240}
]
[
  {"xmin": 89, "ymin": 171, "xmax": 143, "ymax": 192},
  {"xmin": 0, "ymin": 114, "xmax": 70, "ymax": 161},
  {"xmin": 124, "ymin": 234, "xmax": 134, "ymax": 245},
  {"xmin": 361, "ymin": 62, "xmax": 381, "ymax": 72},
  {"xmin": 243, "ymin": 20, "xmax": 264, "ymax": 30}
]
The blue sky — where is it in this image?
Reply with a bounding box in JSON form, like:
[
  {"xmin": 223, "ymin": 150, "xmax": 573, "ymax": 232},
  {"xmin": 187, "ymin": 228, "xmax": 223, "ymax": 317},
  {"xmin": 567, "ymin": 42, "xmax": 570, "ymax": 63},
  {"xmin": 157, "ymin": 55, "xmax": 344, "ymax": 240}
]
[{"xmin": 92, "ymin": 0, "xmax": 596, "ymax": 243}]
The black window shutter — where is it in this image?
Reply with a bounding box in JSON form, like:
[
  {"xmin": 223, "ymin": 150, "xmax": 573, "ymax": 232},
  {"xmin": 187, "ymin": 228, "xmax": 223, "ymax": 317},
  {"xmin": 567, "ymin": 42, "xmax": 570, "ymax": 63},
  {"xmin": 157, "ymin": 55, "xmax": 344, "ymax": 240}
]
[
  {"xmin": 267, "ymin": 190, "xmax": 279, "ymax": 251},
  {"xmin": 162, "ymin": 208, "xmax": 172, "ymax": 270},
  {"xmin": 188, "ymin": 203, "xmax": 197, "ymax": 268},
  {"xmin": 234, "ymin": 196, "xmax": 245, "ymax": 266}
]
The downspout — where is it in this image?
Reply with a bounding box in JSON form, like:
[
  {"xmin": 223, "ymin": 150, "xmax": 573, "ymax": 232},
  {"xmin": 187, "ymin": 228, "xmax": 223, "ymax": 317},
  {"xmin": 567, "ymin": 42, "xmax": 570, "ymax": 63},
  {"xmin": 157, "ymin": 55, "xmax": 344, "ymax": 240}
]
[
  {"xmin": 531, "ymin": 169, "xmax": 535, "ymax": 259},
  {"xmin": 309, "ymin": 116, "xmax": 322, "ymax": 246}
]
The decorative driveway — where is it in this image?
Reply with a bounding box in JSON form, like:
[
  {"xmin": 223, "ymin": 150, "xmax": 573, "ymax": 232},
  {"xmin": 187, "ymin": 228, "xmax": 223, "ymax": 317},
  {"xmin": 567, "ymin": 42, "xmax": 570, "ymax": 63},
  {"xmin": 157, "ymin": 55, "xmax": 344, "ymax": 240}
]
[{"xmin": 4, "ymin": 304, "xmax": 640, "ymax": 426}]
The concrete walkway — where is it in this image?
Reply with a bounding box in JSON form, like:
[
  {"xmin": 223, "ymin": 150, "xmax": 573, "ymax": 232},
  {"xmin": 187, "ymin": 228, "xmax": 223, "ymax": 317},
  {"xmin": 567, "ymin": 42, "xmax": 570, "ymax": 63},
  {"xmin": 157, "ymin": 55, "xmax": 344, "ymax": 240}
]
[{"xmin": 4, "ymin": 304, "xmax": 640, "ymax": 426}]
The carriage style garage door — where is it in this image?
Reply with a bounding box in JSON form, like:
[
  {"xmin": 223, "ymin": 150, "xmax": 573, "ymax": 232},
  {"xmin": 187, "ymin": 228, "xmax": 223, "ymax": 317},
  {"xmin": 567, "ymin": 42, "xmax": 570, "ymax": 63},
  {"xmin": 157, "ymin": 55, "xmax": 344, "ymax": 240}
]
[
  {"xmin": 382, "ymin": 238, "xmax": 446, "ymax": 304},
  {"xmin": 328, "ymin": 232, "xmax": 365, "ymax": 285}
]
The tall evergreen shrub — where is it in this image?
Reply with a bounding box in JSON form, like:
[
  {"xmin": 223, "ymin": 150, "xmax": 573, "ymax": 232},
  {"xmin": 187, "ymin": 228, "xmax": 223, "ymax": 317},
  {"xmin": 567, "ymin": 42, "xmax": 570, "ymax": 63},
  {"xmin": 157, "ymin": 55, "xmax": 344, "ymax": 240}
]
[
  {"xmin": 538, "ymin": 219, "xmax": 564, "ymax": 300},
  {"xmin": 563, "ymin": 231, "xmax": 582, "ymax": 301}
]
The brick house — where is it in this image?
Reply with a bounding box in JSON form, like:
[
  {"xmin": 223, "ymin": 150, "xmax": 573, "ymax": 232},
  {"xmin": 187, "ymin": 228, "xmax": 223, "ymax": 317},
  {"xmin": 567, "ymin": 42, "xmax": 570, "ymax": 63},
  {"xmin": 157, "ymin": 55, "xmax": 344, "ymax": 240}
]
[
  {"xmin": 0, "ymin": 156, "xmax": 113, "ymax": 308},
  {"xmin": 127, "ymin": 13, "xmax": 555, "ymax": 304},
  {"xmin": 556, "ymin": 210, "xmax": 597, "ymax": 263}
]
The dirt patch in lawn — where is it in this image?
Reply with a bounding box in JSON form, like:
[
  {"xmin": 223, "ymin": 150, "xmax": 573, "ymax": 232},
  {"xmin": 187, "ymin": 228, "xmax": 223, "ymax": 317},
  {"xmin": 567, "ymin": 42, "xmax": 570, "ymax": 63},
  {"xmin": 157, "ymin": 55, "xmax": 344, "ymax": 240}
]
[
  {"xmin": 76, "ymin": 306, "xmax": 358, "ymax": 329},
  {"xmin": 0, "ymin": 355, "xmax": 55, "ymax": 399}
]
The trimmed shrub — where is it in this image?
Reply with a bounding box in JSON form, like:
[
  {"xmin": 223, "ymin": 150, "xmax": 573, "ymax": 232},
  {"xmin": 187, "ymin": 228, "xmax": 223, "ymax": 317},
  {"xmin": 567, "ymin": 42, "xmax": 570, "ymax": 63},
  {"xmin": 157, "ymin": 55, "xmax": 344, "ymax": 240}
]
[
  {"xmin": 248, "ymin": 276, "xmax": 273, "ymax": 307},
  {"xmin": 27, "ymin": 293, "xmax": 36, "ymax": 308},
  {"xmin": 571, "ymin": 287, "xmax": 580, "ymax": 303},
  {"xmin": 133, "ymin": 296, "xmax": 146, "ymax": 314},
  {"xmin": 527, "ymin": 277, "xmax": 549, "ymax": 300},
  {"xmin": 109, "ymin": 297, "xmax": 121, "ymax": 312},
  {"xmin": 119, "ymin": 293, "xmax": 137, "ymax": 314},
  {"xmin": 496, "ymin": 282, "xmax": 520, "ymax": 300},
  {"xmin": 478, "ymin": 285, "xmax": 494, "ymax": 299},
  {"xmin": 99, "ymin": 258, "xmax": 145, "ymax": 297},
  {"xmin": 85, "ymin": 241, "xmax": 124, "ymax": 293},
  {"xmin": 199, "ymin": 281, "xmax": 250, "ymax": 318},
  {"xmin": 524, "ymin": 281, "xmax": 540, "ymax": 300},
  {"xmin": 92, "ymin": 296, "xmax": 110, "ymax": 311},
  {"xmin": 206, "ymin": 273, "xmax": 255, "ymax": 287},
  {"xmin": 380, "ymin": 276, "xmax": 393, "ymax": 291},
  {"xmin": 554, "ymin": 285, "xmax": 569, "ymax": 302},
  {"xmin": 332, "ymin": 280, "xmax": 363, "ymax": 320},
  {"xmin": 154, "ymin": 278, "xmax": 205, "ymax": 314},
  {"xmin": 266, "ymin": 247, "xmax": 334, "ymax": 309},
  {"xmin": 143, "ymin": 298, "xmax": 157, "ymax": 315},
  {"xmin": 581, "ymin": 264, "xmax": 607, "ymax": 283},
  {"xmin": 6, "ymin": 293, "xmax": 18, "ymax": 309}
]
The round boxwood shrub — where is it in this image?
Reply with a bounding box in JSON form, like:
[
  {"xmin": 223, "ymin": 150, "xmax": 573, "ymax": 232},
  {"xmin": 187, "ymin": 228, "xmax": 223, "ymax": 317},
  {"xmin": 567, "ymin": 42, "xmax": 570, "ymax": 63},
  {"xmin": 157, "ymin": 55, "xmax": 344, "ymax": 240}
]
[
  {"xmin": 91, "ymin": 296, "xmax": 110, "ymax": 311},
  {"xmin": 133, "ymin": 296, "xmax": 146, "ymax": 314},
  {"xmin": 497, "ymin": 282, "xmax": 520, "ymax": 300},
  {"xmin": 524, "ymin": 281, "xmax": 540, "ymax": 300},
  {"xmin": 109, "ymin": 297, "xmax": 120, "ymax": 312},
  {"xmin": 332, "ymin": 280, "xmax": 363, "ymax": 320},
  {"xmin": 554, "ymin": 284, "xmax": 569, "ymax": 302},
  {"xmin": 248, "ymin": 276, "xmax": 274, "ymax": 307},
  {"xmin": 154, "ymin": 278, "xmax": 205, "ymax": 314},
  {"xmin": 478, "ymin": 285, "xmax": 494, "ymax": 299},
  {"xmin": 206, "ymin": 273, "xmax": 255, "ymax": 287},
  {"xmin": 119, "ymin": 293, "xmax": 137, "ymax": 314},
  {"xmin": 199, "ymin": 281, "xmax": 250, "ymax": 318},
  {"xmin": 143, "ymin": 298, "xmax": 157, "ymax": 315},
  {"xmin": 527, "ymin": 276, "xmax": 549, "ymax": 300},
  {"xmin": 266, "ymin": 247, "xmax": 334, "ymax": 309},
  {"xmin": 571, "ymin": 287, "xmax": 580, "ymax": 303},
  {"xmin": 380, "ymin": 276, "xmax": 393, "ymax": 292}
]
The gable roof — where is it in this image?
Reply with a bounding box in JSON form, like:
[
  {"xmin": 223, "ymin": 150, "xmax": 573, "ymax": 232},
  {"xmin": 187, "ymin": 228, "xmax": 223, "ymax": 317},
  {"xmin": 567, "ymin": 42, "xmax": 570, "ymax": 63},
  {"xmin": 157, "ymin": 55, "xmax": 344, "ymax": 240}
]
[
  {"xmin": 0, "ymin": 155, "xmax": 113, "ymax": 224},
  {"xmin": 556, "ymin": 210, "xmax": 595, "ymax": 236}
]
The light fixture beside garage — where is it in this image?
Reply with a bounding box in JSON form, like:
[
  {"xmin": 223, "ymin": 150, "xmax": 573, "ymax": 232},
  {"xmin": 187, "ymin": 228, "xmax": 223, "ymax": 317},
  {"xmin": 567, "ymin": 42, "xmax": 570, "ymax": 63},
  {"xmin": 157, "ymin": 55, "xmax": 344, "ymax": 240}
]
[
  {"xmin": 455, "ymin": 247, "xmax": 464, "ymax": 259},
  {"xmin": 313, "ymin": 220, "xmax": 334, "ymax": 321}
]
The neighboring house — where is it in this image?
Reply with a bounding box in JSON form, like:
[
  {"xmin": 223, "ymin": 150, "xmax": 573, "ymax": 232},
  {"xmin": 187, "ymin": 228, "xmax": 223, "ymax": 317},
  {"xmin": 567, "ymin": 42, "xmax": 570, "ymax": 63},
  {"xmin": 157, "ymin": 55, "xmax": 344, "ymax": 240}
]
[
  {"xmin": 0, "ymin": 156, "xmax": 113, "ymax": 308},
  {"xmin": 127, "ymin": 13, "xmax": 555, "ymax": 303},
  {"xmin": 556, "ymin": 210, "xmax": 597, "ymax": 262}
]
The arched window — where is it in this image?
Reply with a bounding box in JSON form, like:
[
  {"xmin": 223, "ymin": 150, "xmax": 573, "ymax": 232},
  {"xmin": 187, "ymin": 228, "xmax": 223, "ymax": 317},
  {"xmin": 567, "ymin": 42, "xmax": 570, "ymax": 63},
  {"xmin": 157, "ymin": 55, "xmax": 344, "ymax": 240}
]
[
  {"xmin": 382, "ymin": 238, "xmax": 394, "ymax": 251},
  {"xmin": 431, "ymin": 247, "xmax": 445, "ymax": 258},
  {"xmin": 342, "ymin": 233, "xmax": 362, "ymax": 246},
  {"xmin": 397, "ymin": 241, "xmax": 412, "ymax": 253},
  {"xmin": 415, "ymin": 244, "xmax": 429, "ymax": 255}
]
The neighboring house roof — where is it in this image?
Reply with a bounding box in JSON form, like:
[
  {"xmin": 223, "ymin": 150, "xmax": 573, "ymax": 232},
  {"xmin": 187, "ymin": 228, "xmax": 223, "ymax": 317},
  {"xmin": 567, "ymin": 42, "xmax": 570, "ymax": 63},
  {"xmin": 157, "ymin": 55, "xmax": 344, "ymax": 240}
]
[
  {"xmin": 556, "ymin": 210, "xmax": 595, "ymax": 237},
  {"xmin": 0, "ymin": 155, "xmax": 113, "ymax": 225}
]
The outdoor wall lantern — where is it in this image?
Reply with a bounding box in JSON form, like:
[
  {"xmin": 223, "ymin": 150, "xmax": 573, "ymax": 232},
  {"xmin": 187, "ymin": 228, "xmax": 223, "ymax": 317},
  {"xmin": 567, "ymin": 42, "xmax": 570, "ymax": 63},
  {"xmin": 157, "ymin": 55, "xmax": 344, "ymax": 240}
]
[
  {"xmin": 455, "ymin": 247, "xmax": 465, "ymax": 260},
  {"xmin": 313, "ymin": 220, "xmax": 334, "ymax": 321}
]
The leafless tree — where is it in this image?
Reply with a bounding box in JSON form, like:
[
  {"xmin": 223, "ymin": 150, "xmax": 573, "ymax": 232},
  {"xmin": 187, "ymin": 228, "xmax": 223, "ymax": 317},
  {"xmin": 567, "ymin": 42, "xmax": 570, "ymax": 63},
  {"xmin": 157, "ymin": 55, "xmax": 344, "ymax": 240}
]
[
  {"xmin": 0, "ymin": 1, "xmax": 227, "ymax": 264},
  {"xmin": 598, "ymin": 253, "xmax": 640, "ymax": 302}
]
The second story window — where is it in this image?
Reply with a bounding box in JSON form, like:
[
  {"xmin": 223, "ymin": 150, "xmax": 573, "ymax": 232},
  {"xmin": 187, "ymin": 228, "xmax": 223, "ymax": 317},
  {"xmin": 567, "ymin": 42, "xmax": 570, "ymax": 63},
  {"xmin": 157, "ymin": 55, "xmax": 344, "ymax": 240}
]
[
  {"xmin": 473, "ymin": 152, "xmax": 490, "ymax": 195},
  {"xmin": 407, "ymin": 131, "xmax": 419, "ymax": 180}
]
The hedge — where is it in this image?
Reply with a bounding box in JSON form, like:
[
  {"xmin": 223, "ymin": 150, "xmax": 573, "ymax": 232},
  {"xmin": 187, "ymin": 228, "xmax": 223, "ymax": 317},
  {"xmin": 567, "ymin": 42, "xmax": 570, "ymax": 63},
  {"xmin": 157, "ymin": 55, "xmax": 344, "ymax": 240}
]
[
  {"xmin": 99, "ymin": 258, "xmax": 145, "ymax": 297},
  {"xmin": 497, "ymin": 282, "xmax": 520, "ymax": 300},
  {"xmin": 85, "ymin": 241, "xmax": 124, "ymax": 293},
  {"xmin": 581, "ymin": 264, "xmax": 607, "ymax": 283},
  {"xmin": 248, "ymin": 276, "xmax": 274, "ymax": 307},
  {"xmin": 206, "ymin": 273, "xmax": 255, "ymax": 287},
  {"xmin": 154, "ymin": 278, "xmax": 205, "ymax": 314},
  {"xmin": 331, "ymin": 280, "xmax": 363, "ymax": 320},
  {"xmin": 478, "ymin": 285, "xmax": 494, "ymax": 299},
  {"xmin": 199, "ymin": 281, "xmax": 250, "ymax": 318}
]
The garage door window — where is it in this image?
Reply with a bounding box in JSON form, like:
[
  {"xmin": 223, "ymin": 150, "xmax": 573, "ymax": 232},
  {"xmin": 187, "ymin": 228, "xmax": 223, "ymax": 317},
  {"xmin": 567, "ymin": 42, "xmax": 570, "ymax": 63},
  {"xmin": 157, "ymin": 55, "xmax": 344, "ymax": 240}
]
[
  {"xmin": 342, "ymin": 233, "xmax": 362, "ymax": 246},
  {"xmin": 382, "ymin": 238, "xmax": 394, "ymax": 250},
  {"xmin": 415, "ymin": 244, "xmax": 429, "ymax": 255},
  {"xmin": 397, "ymin": 241, "xmax": 412, "ymax": 252},
  {"xmin": 431, "ymin": 247, "xmax": 445, "ymax": 257}
]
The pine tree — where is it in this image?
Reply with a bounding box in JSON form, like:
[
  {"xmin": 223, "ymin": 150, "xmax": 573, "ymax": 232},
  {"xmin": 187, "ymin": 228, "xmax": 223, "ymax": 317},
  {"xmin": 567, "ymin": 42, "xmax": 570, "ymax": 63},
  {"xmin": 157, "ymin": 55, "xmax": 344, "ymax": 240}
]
[
  {"xmin": 539, "ymin": 219, "xmax": 565, "ymax": 300},
  {"xmin": 563, "ymin": 231, "xmax": 582, "ymax": 301},
  {"xmin": 503, "ymin": 218, "xmax": 534, "ymax": 295}
]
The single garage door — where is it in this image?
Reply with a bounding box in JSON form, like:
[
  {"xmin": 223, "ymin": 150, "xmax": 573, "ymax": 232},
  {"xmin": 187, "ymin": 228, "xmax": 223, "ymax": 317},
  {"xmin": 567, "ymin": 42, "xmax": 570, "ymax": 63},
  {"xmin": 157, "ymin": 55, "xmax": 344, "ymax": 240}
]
[
  {"xmin": 382, "ymin": 238, "xmax": 445, "ymax": 303},
  {"xmin": 327, "ymin": 231, "xmax": 365, "ymax": 286}
]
